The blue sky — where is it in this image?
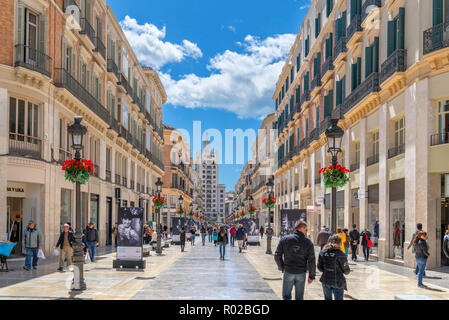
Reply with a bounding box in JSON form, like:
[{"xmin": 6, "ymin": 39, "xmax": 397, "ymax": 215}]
[{"xmin": 107, "ymin": 0, "xmax": 310, "ymax": 190}]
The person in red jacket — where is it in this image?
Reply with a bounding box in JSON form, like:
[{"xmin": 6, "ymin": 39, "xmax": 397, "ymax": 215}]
[{"xmin": 229, "ymin": 225, "xmax": 237, "ymax": 247}]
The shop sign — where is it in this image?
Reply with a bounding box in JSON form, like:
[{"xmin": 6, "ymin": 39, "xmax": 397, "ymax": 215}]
[
  {"xmin": 7, "ymin": 183, "xmax": 26, "ymax": 197},
  {"xmin": 316, "ymin": 197, "xmax": 325, "ymax": 205},
  {"xmin": 358, "ymin": 189, "xmax": 367, "ymax": 200},
  {"xmin": 307, "ymin": 205, "xmax": 320, "ymax": 213}
]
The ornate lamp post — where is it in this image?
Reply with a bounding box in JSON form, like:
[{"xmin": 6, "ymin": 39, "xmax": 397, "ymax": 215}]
[
  {"xmin": 68, "ymin": 116, "xmax": 87, "ymax": 291},
  {"xmin": 155, "ymin": 177, "xmax": 163, "ymax": 255},
  {"xmin": 178, "ymin": 194, "xmax": 184, "ymax": 217},
  {"xmin": 265, "ymin": 177, "xmax": 274, "ymax": 255},
  {"xmin": 325, "ymin": 119, "xmax": 344, "ymax": 234}
]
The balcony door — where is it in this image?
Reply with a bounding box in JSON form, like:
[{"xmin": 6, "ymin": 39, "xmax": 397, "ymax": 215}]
[
  {"xmin": 25, "ymin": 10, "xmax": 38, "ymax": 63},
  {"xmin": 438, "ymin": 100, "xmax": 449, "ymax": 144}
]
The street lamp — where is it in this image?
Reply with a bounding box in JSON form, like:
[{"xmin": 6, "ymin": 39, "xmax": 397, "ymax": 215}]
[
  {"xmin": 178, "ymin": 194, "xmax": 184, "ymax": 218},
  {"xmin": 325, "ymin": 119, "xmax": 344, "ymax": 234},
  {"xmin": 265, "ymin": 177, "xmax": 274, "ymax": 255},
  {"xmin": 155, "ymin": 177, "xmax": 163, "ymax": 255},
  {"xmin": 67, "ymin": 116, "xmax": 87, "ymax": 291}
]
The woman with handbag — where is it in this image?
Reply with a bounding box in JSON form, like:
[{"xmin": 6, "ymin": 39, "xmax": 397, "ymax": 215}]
[
  {"xmin": 360, "ymin": 228, "xmax": 372, "ymax": 261},
  {"xmin": 343, "ymin": 228, "xmax": 350, "ymax": 258},
  {"xmin": 217, "ymin": 226, "xmax": 229, "ymax": 260}
]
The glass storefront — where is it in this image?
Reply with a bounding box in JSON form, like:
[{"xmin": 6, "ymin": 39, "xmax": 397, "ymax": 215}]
[
  {"xmin": 90, "ymin": 194, "xmax": 99, "ymax": 230},
  {"xmin": 60, "ymin": 189, "xmax": 72, "ymax": 231},
  {"xmin": 438, "ymin": 100, "xmax": 449, "ymax": 144},
  {"xmin": 389, "ymin": 179, "xmax": 405, "ymax": 260},
  {"xmin": 368, "ymin": 185, "xmax": 379, "ymax": 255}
]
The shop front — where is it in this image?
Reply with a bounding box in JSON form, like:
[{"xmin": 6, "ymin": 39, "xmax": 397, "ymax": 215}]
[
  {"xmin": 368, "ymin": 184, "xmax": 380, "ymax": 255},
  {"xmin": 389, "ymin": 179, "xmax": 405, "ymax": 260}
]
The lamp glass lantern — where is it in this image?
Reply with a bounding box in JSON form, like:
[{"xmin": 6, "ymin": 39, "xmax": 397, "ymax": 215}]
[
  {"xmin": 178, "ymin": 195, "xmax": 184, "ymax": 208},
  {"xmin": 68, "ymin": 116, "xmax": 87, "ymax": 151},
  {"xmin": 325, "ymin": 119, "xmax": 344, "ymax": 159},
  {"xmin": 248, "ymin": 195, "xmax": 254, "ymax": 207},
  {"xmin": 155, "ymin": 178, "xmax": 163, "ymax": 193},
  {"xmin": 266, "ymin": 178, "xmax": 274, "ymax": 195}
]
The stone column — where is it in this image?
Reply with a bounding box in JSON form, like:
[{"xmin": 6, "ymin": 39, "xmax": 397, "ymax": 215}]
[
  {"xmin": 344, "ymin": 128, "xmax": 352, "ymax": 228},
  {"xmin": 99, "ymin": 139, "xmax": 106, "ymax": 180},
  {"xmin": 359, "ymin": 118, "xmax": 368, "ymax": 231},
  {"xmin": 310, "ymin": 151, "xmax": 316, "ymax": 207},
  {"xmin": 378, "ymin": 103, "xmax": 390, "ymax": 261},
  {"xmin": 0, "ymin": 88, "xmax": 8, "ymax": 238},
  {"xmin": 320, "ymin": 146, "xmax": 326, "ymax": 227},
  {"xmin": 404, "ymin": 78, "xmax": 438, "ymax": 268},
  {"xmin": 287, "ymin": 167, "xmax": 291, "ymax": 208}
]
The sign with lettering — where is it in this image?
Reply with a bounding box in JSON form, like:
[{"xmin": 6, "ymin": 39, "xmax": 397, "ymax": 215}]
[{"xmin": 7, "ymin": 183, "xmax": 26, "ymax": 197}]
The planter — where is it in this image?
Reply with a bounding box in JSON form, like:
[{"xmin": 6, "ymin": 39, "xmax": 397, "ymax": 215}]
[
  {"xmin": 318, "ymin": 164, "xmax": 350, "ymax": 188},
  {"xmin": 62, "ymin": 159, "xmax": 93, "ymax": 184}
]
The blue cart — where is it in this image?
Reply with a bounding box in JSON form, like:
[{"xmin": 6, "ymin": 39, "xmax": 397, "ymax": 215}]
[{"xmin": 0, "ymin": 242, "xmax": 17, "ymax": 272}]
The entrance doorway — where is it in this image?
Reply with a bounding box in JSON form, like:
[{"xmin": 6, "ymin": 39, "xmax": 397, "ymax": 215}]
[
  {"xmin": 106, "ymin": 197, "xmax": 112, "ymax": 245},
  {"xmin": 7, "ymin": 198, "xmax": 23, "ymax": 255},
  {"xmin": 441, "ymin": 198, "xmax": 449, "ymax": 266}
]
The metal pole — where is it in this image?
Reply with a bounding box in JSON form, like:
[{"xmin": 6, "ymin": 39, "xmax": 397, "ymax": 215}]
[
  {"xmin": 331, "ymin": 155, "xmax": 338, "ymax": 234},
  {"xmin": 72, "ymin": 150, "xmax": 86, "ymax": 290},
  {"xmin": 156, "ymin": 190, "xmax": 163, "ymax": 255},
  {"xmin": 266, "ymin": 197, "xmax": 273, "ymax": 255}
]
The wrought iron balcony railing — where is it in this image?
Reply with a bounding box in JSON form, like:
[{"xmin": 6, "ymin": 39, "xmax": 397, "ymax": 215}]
[
  {"xmin": 388, "ymin": 144, "xmax": 405, "ymax": 159},
  {"xmin": 79, "ymin": 18, "xmax": 96, "ymax": 46},
  {"xmin": 343, "ymin": 72, "xmax": 380, "ymax": 115},
  {"xmin": 320, "ymin": 117, "xmax": 332, "ymax": 135},
  {"xmin": 14, "ymin": 44, "xmax": 52, "ymax": 77},
  {"xmin": 350, "ymin": 162, "xmax": 360, "ymax": 171},
  {"xmin": 9, "ymin": 133, "xmax": 42, "ymax": 160},
  {"xmin": 309, "ymin": 127, "xmax": 319, "ymax": 142},
  {"xmin": 332, "ymin": 104, "xmax": 344, "ymax": 119},
  {"xmin": 380, "ymin": 49, "xmax": 407, "ymax": 84},
  {"xmin": 423, "ymin": 21, "xmax": 449, "ymax": 55},
  {"xmin": 347, "ymin": 14, "xmax": 363, "ymax": 42},
  {"xmin": 118, "ymin": 73, "xmax": 132, "ymax": 95},
  {"xmin": 94, "ymin": 36, "xmax": 106, "ymax": 59},
  {"xmin": 311, "ymin": 75, "xmax": 322, "ymax": 91},
  {"xmin": 367, "ymin": 154, "xmax": 379, "ymax": 166},
  {"xmin": 299, "ymin": 138, "xmax": 308, "ymax": 152},
  {"xmin": 334, "ymin": 37, "xmax": 347, "ymax": 59},
  {"xmin": 54, "ymin": 68, "xmax": 109, "ymax": 124},
  {"xmin": 361, "ymin": 0, "xmax": 382, "ymax": 22},
  {"xmin": 321, "ymin": 57, "xmax": 334, "ymax": 77},
  {"xmin": 301, "ymin": 90, "xmax": 310, "ymax": 105},
  {"xmin": 295, "ymin": 101, "xmax": 302, "ymax": 114},
  {"xmin": 430, "ymin": 132, "xmax": 449, "ymax": 146},
  {"xmin": 107, "ymin": 59, "xmax": 120, "ymax": 79}
]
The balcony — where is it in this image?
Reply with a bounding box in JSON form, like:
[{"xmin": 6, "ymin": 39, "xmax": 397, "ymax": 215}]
[
  {"xmin": 299, "ymin": 138, "xmax": 308, "ymax": 152},
  {"xmin": 380, "ymin": 49, "xmax": 407, "ymax": 84},
  {"xmin": 332, "ymin": 104, "xmax": 344, "ymax": 119},
  {"xmin": 106, "ymin": 169, "xmax": 111, "ymax": 182},
  {"xmin": 115, "ymin": 174, "xmax": 121, "ymax": 185},
  {"xmin": 79, "ymin": 18, "xmax": 96, "ymax": 47},
  {"xmin": 430, "ymin": 132, "xmax": 449, "ymax": 146},
  {"xmin": 309, "ymin": 128, "xmax": 319, "ymax": 142},
  {"xmin": 108, "ymin": 115, "xmax": 120, "ymax": 134},
  {"xmin": 423, "ymin": 21, "xmax": 449, "ymax": 55},
  {"xmin": 333, "ymin": 37, "xmax": 347, "ymax": 62},
  {"xmin": 107, "ymin": 59, "xmax": 120, "ymax": 80},
  {"xmin": 361, "ymin": 0, "xmax": 382, "ymax": 22},
  {"xmin": 388, "ymin": 144, "xmax": 405, "ymax": 159},
  {"xmin": 346, "ymin": 14, "xmax": 363, "ymax": 44},
  {"xmin": 315, "ymin": 176, "xmax": 322, "ymax": 185},
  {"xmin": 320, "ymin": 117, "xmax": 332, "ymax": 135},
  {"xmin": 311, "ymin": 75, "xmax": 322, "ymax": 93},
  {"xmin": 295, "ymin": 102, "xmax": 302, "ymax": 114},
  {"xmin": 122, "ymin": 177, "xmax": 128, "ymax": 188},
  {"xmin": 117, "ymin": 73, "xmax": 132, "ymax": 95},
  {"xmin": 301, "ymin": 90, "xmax": 310, "ymax": 106},
  {"xmin": 9, "ymin": 133, "xmax": 42, "ymax": 159},
  {"xmin": 54, "ymin": 68, "xmax": 109, "ymax": 124},
  {"xmin": 321, "ymin": 57, "xmax": 334, "ymax": 81},
  {"xmin": 93, "ymin": 36, "xmax": 106, "ymax": 59},
  {"xmin": 367, "ymin": 154, "xmax": 379, "ymax": 166},
  {"xmin": 350, "ymin": 162, "xmax": 360, "ymax": 171},
  {"xmin": 14, "ymin": 44, "xmax": 52, "ymax": 78},
  {"xmin": 343, "ymin": 72, "xmax": 380, "ymax": 115},
  {"xmin": 58, "ymin": 149, "xmax": 72, "ymax": 164}
]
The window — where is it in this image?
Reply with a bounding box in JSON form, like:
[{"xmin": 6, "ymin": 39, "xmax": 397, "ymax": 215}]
[
  {"xmin": 336, "ymin": 76, "xmax": 345, "ymax": 106},
  {"xmin": 326, "ymin": 0, "xmax": 333, "ymax": 17},
  {"xmin": 146, "ymin": 131, "xmax": 151, "ymax": 150},
  {"xmin": 315, "ymin": 13, "xmax": 321, "ymax": 38},
  {"xmin": 316, "ymin": 106, "xmax": 320, "ymax": 131},
  {"xmin": 433, "ymin": 0, "xmax": 449, "ymax": 26},
  {"xmin": 372, "ymin": 131, "xmax": 379, "ymax": 156},
  {"xmin": 438, "ymin": 100, "xmax": 449, "ymax": 134},
  {"xmin": 325, "ymin": 34, "xmax": 333, "ymax": 59},
  {"xmin": 146, "ymin": 89, "xmax": 151, "ymax": 112},
  {"xmin": 350, "ymin": 0, "xmax": 362, "ymax": 21},
  {"xmin": 122, "ymin": 100, "xmax": 129, "ymax": 128},
  {"xmin": 354, "ymin": 141, "xmax": 360, "ymax": 163},
  {"xmin": 365, "ymin": 37, "xmax": 379, "ymax": 77},
  {"xmin": 387, "ymin": 8, "xmax": 405, "ymax": 57},
  {"xmin": 305, "ymin": 35, "xmax": 310, "ymax": 56},
  {"xmin": 314, "ymin": 52, "xmax": 321, "ymax": 76},
  {"xmin": 351, "ymin": 58, "xmax": 362, "ymax": 91},
  {"xmin": 121, "ymin": 48, "xmax": 129, "ymax": 77},
  {"xmin": 26, "ymin": 10, "xmax": 38, "ymax": 60},
  {"xmin": 9, "ymin": 97, "xmax": 39, "ymax": 142},
  {"xmin": 394, "ymin": 118, "xmax": 405, "ymax": 148},
  {"xmin": 335, "ymin": 11, "xmax": 347, "ymax": 43}
]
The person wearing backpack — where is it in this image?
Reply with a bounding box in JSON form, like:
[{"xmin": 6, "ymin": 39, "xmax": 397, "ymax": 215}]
[
  {"xmin": 318, "ymin": 234, "xmax": 351, "ymax": 300},
  {"xmin": 343, "ymin": 228, "xmax": 350, "ymax": 258},
  {"xmin": 407, "ymin": 223, "xmax": 424, "ymax": 277},
  {"xmin": 23, "ymin": 221, "xmax": 44, "ymax": 271},
  {"xmin": 349, "ymin": 224, "xmax": 360, "ymax": 262},
  {"xmin": 413, "ymin": 231, "xmax": 430, "ymax": 288},
  {"xmin": 212, "ymin": 227, "xmax": 219, "ymax": 246},
  {"xmin": 360, "ymin": 228, "xmax": 372, "ymax": 261}
]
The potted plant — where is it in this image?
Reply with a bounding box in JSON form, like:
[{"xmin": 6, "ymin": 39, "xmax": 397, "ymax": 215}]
[
  {"xmin": 262, "ymin": 197, "xmax": 276, "ymax": 209},
  {"xmin": 152, "ymin": 196, "xmax": 167, "ymax": 209},
  {"xmin": 62, "ymin": 159, "xmax": 94, "ymax": 184},
  {"xmin": 318, "ymin": 164, "xmax": 350, "ymax": 188}
]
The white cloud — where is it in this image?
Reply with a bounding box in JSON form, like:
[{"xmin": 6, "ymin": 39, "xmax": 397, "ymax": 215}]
[
  {"xmin": 119, "ymin": 16, "xmax": 202, "ymax": 69},
  {"xmin": 299, "ymin": 0, "xmax": 311, "ymax": 10},
  {"xmin": 160, "ymin": 33, "xmax": 296, "ymax": 119}
]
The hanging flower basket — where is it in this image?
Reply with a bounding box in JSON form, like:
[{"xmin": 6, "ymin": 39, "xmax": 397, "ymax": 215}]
[
  {"xmin": 319, "ymin": 164, "xmax": 350, "ymax": 188},
  {"xmin": 62, "ymin": 159, "xmax": 93, "ymax": 185},
  {"xmin": 152, "ymin": 196, "xmax": 167, "ymax": 209},
  {"xmin": 176, "ymin": 208, "xmax": 185, "ymax": 216},
  {"xmin": 188, "ymin": 211, "xmax": 195, "ymax": 218},
  {"xmin": 247, "ymin": 206, "xmax": 256, "ymax": 216},
  {"xmin": 262, "ymin": 197, "xmax": 276, "ymax": 209},
  {"xmin": 240, "ymin": 211, "xmax": 247, "ymax": 218}
]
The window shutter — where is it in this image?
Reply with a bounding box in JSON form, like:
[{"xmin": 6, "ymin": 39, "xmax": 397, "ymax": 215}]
[
  {"xmin": 16, "ymin": 1, "xmax": 25, "ymax": 46},
  {"xmin": 327, "ymin": 0, "xmax": 333, "ymax": 17},
  {"xmin": 350, "ymin": 0, "xmax": 356, "ymax": 20},
  {"xmin": 398, "ymin": 7, "xmax": 405, "ymax": 50},
  {"xmin": 78, "ymin": 55, "xmax": 82, "ymax": 80},
  {"xmin": 387, "ymin": 20, "xmax": 395, "ymax": 56},
  {"xmin": 38, "ymin": 14, "xmax": 47, "ymax": 55},
  {"xmin": 342, "ymin": 76, "xmax": 346, "ymax": 103},
  {"xmin": 99, "ymin": 80, "xmax": 103, "ymax": 104},
  {"xmin": 86, "ymin": 0, "xmax": 91, "ymax": 22},
  {"xmin": 335, "ymin": 18, "xmax": 340, "ymax": 43},
  {"xmin": 433, "ymin": 0, "xmax": 443, "ymax": 26},
  {"xmin": 357, "ymin": 57, "xmax": 362, "ymax": 86},
  {"xmin": 351, "ymin": 63, "xmax": 357, "ymax": 90},
  {"xmin": 373, "ymin": 37, "xmax": 379, "ymax": 72},
  {"xmin": 317, "ymin": 52, "xmax": 321, "ymax": 74},
  {"xmin": 62, "ymin": 37, "xmax": 67, "ymax": 70},
  {"xmin": 336, "ymin": 80, "xmax": 342, "ymax": 106},
  {"xmin": 342, "ymin": 11, "xmax": 347, "ymax": 36},
  {"xmin": 365, "ymin": 46, "xmax": 373, "ymax": 77},
  {"xmin": 70, "ymin": 51, "xmax": 76, "ymax": 77},
  {"xmin": 327, "ymin": 90, "xmax": 333, "ymax": 116}
]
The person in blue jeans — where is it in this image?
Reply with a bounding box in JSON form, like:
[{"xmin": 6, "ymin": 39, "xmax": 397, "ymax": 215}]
[
  {"xmin": 318, "ymin": 234, "xmax": 351, "ymax": 300},
  {"xmin": 23, "ymin": 221, "xmax": 44, "ymax": 271},
  {"xmin": 408, "ymin": 223, "xmax": 426, "ymax": 277},
  {"xmin": 84, "ymin": 223, "xmax": 99, "ymax": 262},
  {"xmin": 274, "ymin": 220, "xmax": 316, "ymax": 300},
  {"xmin": 208, "ymin": 226, "xmax": 213, "ymax": 243},
  {"xmin": 200, "ymin": 225, "xmax": 207, "ymax": 246},
  {"xmin": 190, "ymin": 226, "xmax": 197, "ymax": 246},
  {"xmin": 413, "ymin": 231, "xmax": 430, "ymax": 288},
  {"xmin": 217, "ymin": 226, "xmax": 229, "ymax": 260}
]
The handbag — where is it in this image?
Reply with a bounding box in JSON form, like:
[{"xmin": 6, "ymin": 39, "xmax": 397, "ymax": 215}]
[{"xmin": 365, "ymin": 233, "xmax": 373, "ymax": 248}]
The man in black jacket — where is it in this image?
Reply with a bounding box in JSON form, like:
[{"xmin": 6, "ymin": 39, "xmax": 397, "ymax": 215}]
[
  {"xmin": 349, "ymin": 224, "xmax": 360, "ymax": 262},
  {"xmin": 56, "ymin": 224, "xmax": 75, "ymax": 271},
  {"xmin": 84, "ymin": 223, "xmax": 99, "ymax": 262},
  {"xmin": 274, "ymin": 220, "xmax": 316, "ymax": 300}
]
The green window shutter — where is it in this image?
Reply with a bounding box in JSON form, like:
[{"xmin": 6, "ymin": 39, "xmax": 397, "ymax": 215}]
[
  {"xmin": 398, "ymin": 7, "xmax": 405, "ymax": 50},
  {"xmin": 373, "ymin": 37, "xmax": 379, "ymax": 72},
  {"xmin": 316, "ymin": 106, "xmax": 320, "ymax": 129},
  {"xmin": 327, "ymin": 0, "xmax": 333, "ymax": 17},
  {"xmin": 387, "ymin": 20, "xmax": 395, "ymax": 56},
  {"xmin": 16, "ymin": 1, "xmax": 25, "ymax": 46},
  {"xmin": 351, "ymin": 63, "xmax": 357, "ymax": 90},
  {"xmin": 38, "ymin": 14, "xmax": 47, "ymax": 55},
  {"xmin": 357, "ymin": 57, "xmax": 362, "ymax": 86},
  {"xmin": 297, "ymin": 55, "xmax": 301, "ymax": 71},
  {"xmin": 350, "ymin": 0, "xmax": 356, "ymax": 20},
  {"xmin": 62, "ymin": 37, "xmax": 67, "ymax": 70},
  {"xmin": 433, "ymin": 0, "xmax": 443, "ymax": 26},
  {"xmin": 86, "ymin": 0, "xmax": 92, "ymax": 22},
  {"xmin": 342, "ymin": 76, "xmax": 346, "ymax": 103},
  {"xmin": 336, "ymin": 80, "xmax": 342, "ymax": 106},
  {"xmin": 327, "ymin": 90, "xmax": 333, "ymax": 116},
  {"xmin": 365, "ymin": 46, "xmax": 373, "ymax": 77},
  {"xmin": 342, "ymin": 11, "xmax": 347, "ymax": 36},
  {"xmin": 315, "ymin": 18, "xmax": 319, "ymax": 38},
  {"xmin": 335, "ymin": 18, "xmax": 340, "ymax": 43},
  {"xmin": 317, "ymin": 52, "xmax": 321, "ymax": 74}
]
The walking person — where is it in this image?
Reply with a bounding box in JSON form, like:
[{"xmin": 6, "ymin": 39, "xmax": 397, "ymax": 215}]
[
  {"xmin": 408, "ymin": 223, "xmax": 425, "ymax": 277},
  {"xmin": 208, "ymin": 225, "xmax": 213, "ymax": 243},
  {"xmin": 212, "ymin": 227, "xmax": 218, "ymax": 246},
  {"xmin": 443, "ymin": 230, "xmax": 449, "ymax": 260},
  {"xmin": 148, "ymin": 226, "xmax": 153, "ymax": 244},
  {"xmin": 23, "ymin": 221, "xmax": 44, "ymax": 271},
  {"xmin": 343, "ymin": 228, "xmax": 350, "ymax": 257},
  {"xmin": 229, "ymin": 224, "xmax": 236, "ymax": 247},
  {"xmin": 56, "ymin": 223, "xmax": 75, "ymax": 272},
  {"xmin": 217, "ymin": 226, "xmax": 229, "ymax": 260},
  {"xmin": 274, "ymin": 221, "xmax": 316, "ymax": 300},
  {"xmin": 337, "ymin": 227, "xmax": 346, "ymax": 254},
  {"xmin": 318, "ymin": 235, "xmax": 351, "ymax": 300},
  {"xmin": 190, "ymin": 226, "xmax": 197, "ymax": 246},
  {"xmin": 260, "ymin": 226, "xmax": 265, "ymax": 239},
  {"xmin": 112, "ymin": 223, "xmax": 118, "ymax": 247},
  {"xmin": 235, "ymin": 224, "xmax": 246, "ymax": 253},
  {"xmin": 349, "ymin": 224, "xmax": 360, "ymax": 262},
  {"xmin": 180, "ymin": 227, "xmax": 186, "ymax": 252},
  {"xmin": 317, "ymin": 226, "xmax": 330, "ymax": 250},
  {"xmin": 84, "ymin": 222, "xmax": 99, "ymax": 263},
  {"xmin": 414, "ymin": 231, "xmax": 430, "ymax": 288},
  {"xmin": 200, "ymin": 225, "xmax": 207, "ymax": 246},
  {"xmin": 360, "ymin": 228, "xmax": 372, "ymax": 261}
]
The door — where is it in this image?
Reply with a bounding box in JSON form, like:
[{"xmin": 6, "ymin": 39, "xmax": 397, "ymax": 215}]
[
  {"xmin": 25, "ymin": 10, "xmax": 38, "ymax": 63},
  {"xmin": 442, "ymin": 198, "xmax": 449, "ymax": 266},
  {"xmin": 106, "ymin": 197, "xmax": 112, "ymax": 245},
  {"xmin": 7, "ymin": 198, "xmax": 23, "ymax": 255}
]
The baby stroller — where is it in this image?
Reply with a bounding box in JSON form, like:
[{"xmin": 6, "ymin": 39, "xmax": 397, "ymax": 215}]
[{"xmin": 0, "ymin": 242, "xmax": 17, "ymax": 272}]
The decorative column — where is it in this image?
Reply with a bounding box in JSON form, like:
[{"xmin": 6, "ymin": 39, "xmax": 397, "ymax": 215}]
[
  {"xmin": 0, "ymin": 89, "xmax": 9, "ymax": 237},
  {"xmin": 378, "ymin": 103, "xmax": 389, "ymax": 261},
  {"xmin": 344, "ymin": 128, "xmax": 352, "ymax": 228},
  {"xmin": 359, "ymin": 118, "xmax": 368, "ymax": 231}
]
